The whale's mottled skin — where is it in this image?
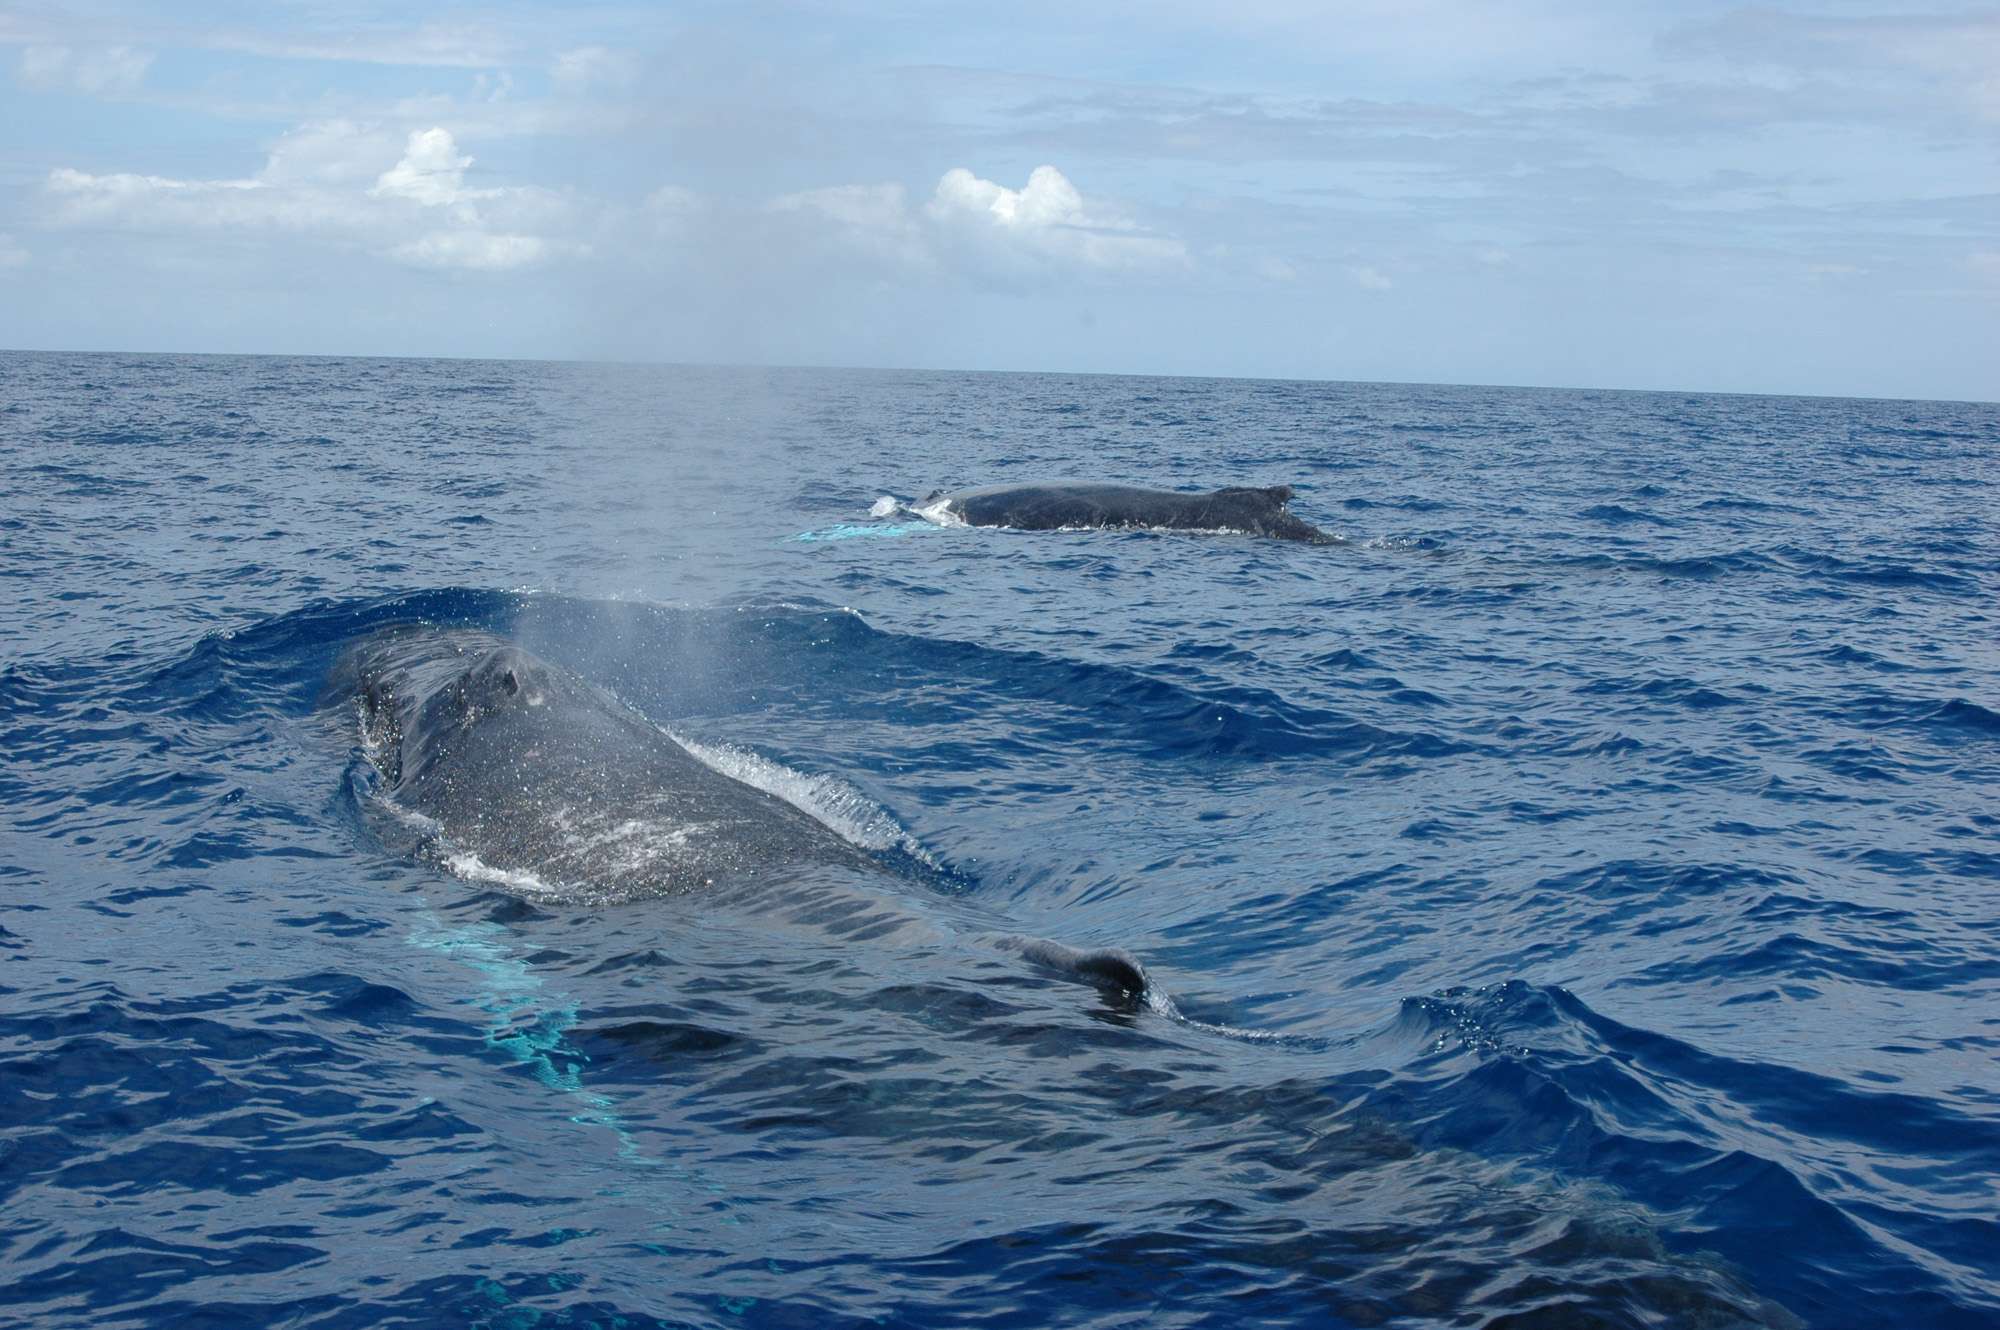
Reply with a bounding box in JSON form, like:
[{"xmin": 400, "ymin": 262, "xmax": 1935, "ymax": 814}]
[
  {"xmin": 331, "ymin": 627, "xmax": 1147, "ymax": 997},
  {"xmin": 335, "ymin": 627, "xmax": 881, "ymax": 899},
  {"xmin": 928, "ymin": 482, "xmax": 1336, "ymax": 543}
]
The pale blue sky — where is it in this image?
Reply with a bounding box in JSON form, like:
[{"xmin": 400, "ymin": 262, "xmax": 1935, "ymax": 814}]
[{"xmin": 2, "ymin": 2, "xmax": 1995, "ymax": 399}]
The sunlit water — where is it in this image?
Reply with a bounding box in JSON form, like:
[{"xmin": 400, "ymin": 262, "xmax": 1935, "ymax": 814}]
[{"xmin": 3, "ymin": 351, "xmax": 1996, "ymax": 1328}]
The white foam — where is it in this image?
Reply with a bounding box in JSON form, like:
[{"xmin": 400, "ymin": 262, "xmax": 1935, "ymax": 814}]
[
  {"xmin": 671, "ymin": 730, "xmax": 938, "ymax": 867},
  {"xmin": 441, "ymin": 850, "xmax": 565, "ymax": 900},
  {"xmin": 732, "ymin": 600, "xmax": 861, "ymax": 617},
  {"xmin": 376, "ymin": 795, "xmax": 443, "ymax": 838},
  {"xmin": 869, "ymin": 495, "xmax": 902, "ymax": 518},
  {"xmin": 1143, "ymin": 985, "xmax": 1288, "ymax": 1042},
  {"xmin": 912, "ymin": 496, "xmax": 965, "ymax": 527}
]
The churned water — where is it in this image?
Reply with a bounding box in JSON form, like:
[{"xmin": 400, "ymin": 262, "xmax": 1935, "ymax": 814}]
[{"xmin": 2, "ymin": 351, "xmax": 1996, "ymax": 1328}]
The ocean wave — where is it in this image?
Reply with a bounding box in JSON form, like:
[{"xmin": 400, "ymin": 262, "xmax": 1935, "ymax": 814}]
[
  {"xmin": 1364, "ymin": 981, "xmax": 1990, "ymax": 1324},
  {"xmin": 1579, "ymin": 502, "xmax": 1678, "ymax": 526},
  {"xmin": 1550, "ymin": 548, "xmax": 1783, "ymax": 580}
]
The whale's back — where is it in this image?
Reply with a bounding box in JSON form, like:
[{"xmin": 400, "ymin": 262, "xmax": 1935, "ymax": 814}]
[{"xmin": 937, "ymin": 481, "xmax": 1332, "ymax": 541}]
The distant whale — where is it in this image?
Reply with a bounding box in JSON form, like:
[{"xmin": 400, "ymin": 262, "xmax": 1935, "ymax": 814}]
[
  {"xmin": 331, "ymin": 626, "xmax": 1148, "ymax": 998},
  {"xmin": 923, "ymin": 482, "xmax": 1337, "ymax": 543}
]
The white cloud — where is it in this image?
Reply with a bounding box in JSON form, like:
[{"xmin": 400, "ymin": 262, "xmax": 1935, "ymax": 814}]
[
  {"xmin": 1667, "ymin": 10, "xmax": 2000, "ymax": 78},
  {"xmin": 42, "ymin": 123, "xmax": 575, "ymax": 272},
  {"xmin": 204, "ymin": 23, "xmax": 510, "ymax": 69},
  {"xmin": 931, "ymin": 165, "xmax": 1081, "ymax": 229},
  {"xmin": 1349, "ymin": 264, "xmax": 1393, "ymax": 290},
  {"xmin": 391, "ymin": 231, "xmax": 548, "ymax": 270},
  {"xmin": 0, "ymin": 233, "xmax": 27, "ymax": 270},
  {"xmin": 45, "ymin": 167, "xmax": 276, "ymax": 228},
  {"xmin": 771, "ymin": 165, "xmax": 1187, "ymax": 283},
  {"xmin": 18, "ymin": 44, "xmax": 153, "ymax": 96},
  {"xmin": 778, "ymin": 182, "xmax": 911, "ymax": 233},
  {"xmin": 261, "ymin": 120, "xmax": 405, "ymax": 187},
  {"xmin": 1662, "ymin": 10, "xmax": 2000, "ymax": 124},
  {"xmin": 372, "ymin": 128, "xmax": 488, "ymax": 207},
  {"xmin": 926, "ymin": 165, "xmax": 1187, "ymax": 270}
]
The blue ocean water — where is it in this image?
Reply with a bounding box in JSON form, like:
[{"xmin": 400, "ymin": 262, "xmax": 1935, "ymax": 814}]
[{"xmin": 2, "ymin": 350, "xmax": 1996, "ymax": 1329}]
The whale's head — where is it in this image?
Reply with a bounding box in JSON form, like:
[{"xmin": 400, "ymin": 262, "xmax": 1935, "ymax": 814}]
[{"xmin": 335, "ymin": 631, "xmax": 580, "ymax": 790}]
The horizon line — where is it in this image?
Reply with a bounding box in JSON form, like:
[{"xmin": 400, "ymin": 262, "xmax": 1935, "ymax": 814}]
[{"xmin": 1, "ymin": 343, "xmax": 1992, "ymax": 410}]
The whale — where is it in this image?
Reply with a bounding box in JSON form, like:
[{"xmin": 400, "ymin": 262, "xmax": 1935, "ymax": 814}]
[
  {"xmin": 330, "ymin": 626, "xmax": 1148, "ymax": 998},
  {"xmin": 922, "ymin": 482, "xmax": 1337, "ymax": 543}
]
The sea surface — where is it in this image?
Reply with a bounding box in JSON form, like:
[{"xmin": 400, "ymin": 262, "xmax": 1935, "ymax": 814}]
[{"xmin": 2, "ymin": 351, "xmax": 1996, "ymax": 1329}]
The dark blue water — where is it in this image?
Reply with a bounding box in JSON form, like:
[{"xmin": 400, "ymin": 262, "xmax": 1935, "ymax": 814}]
[{"xmin": 3, "ymin": 351, "xmax": 1996, "ymax": 1329}]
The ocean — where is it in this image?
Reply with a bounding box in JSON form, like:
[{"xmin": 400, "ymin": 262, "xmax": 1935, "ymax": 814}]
[{"xmin": 2, "ymin": 350, "xmax": 1995, "ymax": 1328}]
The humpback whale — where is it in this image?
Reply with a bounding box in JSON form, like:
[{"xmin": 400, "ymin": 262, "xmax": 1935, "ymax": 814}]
[
  {"xmin": 331, "ymin": 626, "xmax": 1147, "ymax": 998},
  {"xmin": 924, "ymin": 482, "xmax": 1337, "ymax": 543}
]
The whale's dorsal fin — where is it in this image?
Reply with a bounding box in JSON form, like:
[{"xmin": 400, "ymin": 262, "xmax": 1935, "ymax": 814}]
[{"xmin": 1015, "ymin": 937, "xmax": 1149, "ymax": 1000}]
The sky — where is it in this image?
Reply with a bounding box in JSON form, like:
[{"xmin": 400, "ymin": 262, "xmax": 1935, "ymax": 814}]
[{"xmin": 0, "ymin": 2, "xmax": 1995, "ymax": 400}]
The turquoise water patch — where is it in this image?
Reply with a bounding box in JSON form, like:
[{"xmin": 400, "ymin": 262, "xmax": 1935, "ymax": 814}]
[
  {"xmin": 789, "ymin": 521, "xmax": 939, "ymax": 543},
  {"xmin": 407, "ymin": 914, "xmax": 648, "ymax": 1161}
]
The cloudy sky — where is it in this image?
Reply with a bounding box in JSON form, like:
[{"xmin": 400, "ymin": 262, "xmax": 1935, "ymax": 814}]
[{"xmin": 1, "ymin": 2, "xmax": 1995, "ymax": 399}]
